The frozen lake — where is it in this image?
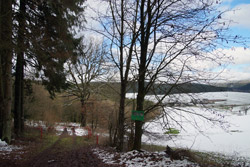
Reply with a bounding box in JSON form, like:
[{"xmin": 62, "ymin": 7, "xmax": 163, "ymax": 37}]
[{"xmin": 127, "ymin": 92, "xmax": 250, "ymax": 158}]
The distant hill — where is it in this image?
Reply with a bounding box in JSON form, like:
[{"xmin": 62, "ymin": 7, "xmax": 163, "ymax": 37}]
[
  {"xmin": 215, "ymin": 80, "xmax": 250, "ymax": 93},
  {"xmin": 233, "ymin": 83, "xmax": 250, "ymax": 92},
  {"xmin": 92, "ymin": 81, "xmax": 250, "ymax": 95},
  {"xmin": 216, "ymin": 80, "xmax": 250, "ymax": 88},
  {"xmin": 126, "ymin": 82, "xmax": 229, "ymax": 95}
]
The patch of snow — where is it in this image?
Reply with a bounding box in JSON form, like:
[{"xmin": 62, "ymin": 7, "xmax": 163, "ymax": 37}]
[
  {"xmin": 0, "ymin": 139, "xmax": 23, "ymax": 154},
  {"xmin": 92, "ymin": 148, "xmax": 199, "ymax": 167},
  {"xmin": 0, "ymin": 139, "xmax": 8, "ymax": 147},
  {"xmin": 26, "ymin": 121, "xmax": 88, "ymax": 136},
  {"xmin": 75, "ymin": 127, "xmax": 88, "ymax": 136},
  {"xmin": 54, "ymin": 126, "xmax": 88, "ymax": 136}
]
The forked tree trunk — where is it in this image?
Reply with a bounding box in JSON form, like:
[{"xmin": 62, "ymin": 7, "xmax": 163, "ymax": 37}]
[{"xmin": 116, "ymin": 0, "xmax": 127, "ymax": 152}]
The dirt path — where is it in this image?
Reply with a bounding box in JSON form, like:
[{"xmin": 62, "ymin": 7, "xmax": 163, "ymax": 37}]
[{"xmin": 21, "ymin": 134, "xmax": 121, "ymax": 167}]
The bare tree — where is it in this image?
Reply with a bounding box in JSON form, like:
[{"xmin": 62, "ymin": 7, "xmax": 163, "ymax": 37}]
[
  {"xmin": 131, "ymin": 0, "xmax": 246, "ymax": 150},
  {"xmin": 88, "ymin": 0, "xmax": 140, "ymax": 151},
  {"xmin": 65, "ymin": 39, "xmax": 107, "ymax": 127},
  {"xmin": 104, "ymin": 0, "xmax": 141, "ymax": 151},
  {"xmin": 89, "ymin": 0, "xmax": 246, "ymax": 151}
]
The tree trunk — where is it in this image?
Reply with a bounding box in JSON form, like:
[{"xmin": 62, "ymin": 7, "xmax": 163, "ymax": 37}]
[
  {"xmin": 81, "ymin": 101, "xmax": 86, "ymax": 127},
  {"xmin": 14, "ymin": 53, "xmax": 24, "ymax": 136},
  {"xmin": 116, "ymin": 0, "xmax": 126, "ymax": 152},
  {"xmin": 0, "ymin": 56, "xmax": 3, "ymax": 140},
  {"xmin": 21, "ymin": 82, "xmax": 24, "ymax": 132},
  {"xmin": 133, "ymin": 0, "xmax": 149, "ymax": 151},
  {"xmin": 117, "ymin": 81, "xmax": 126, "ymax": 151},
  {"xmin": 133, "ymin": 85, "xmax": 145, "ymax": 150},
  {"xmin": 0, "ymin": 0, "xmax": 13, "ymax": 144},
  {"xmin": 0, "ymin": 0, "xmax": 3, "ymax": 139},
  {"xmin": 14, "ymin": 0, "xmax": 26, "ymax": 137}
]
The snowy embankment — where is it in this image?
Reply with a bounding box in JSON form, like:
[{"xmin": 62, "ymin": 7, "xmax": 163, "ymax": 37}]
[
  {"xmin": 0, "ymin": 139, "xmax": 23, "ymax": 156},
  {"xmin": 92, "ymin": 148, "xmax": 199, "ymax": 167},
  {"xmin": 127, "ymin": 92, "xmax": 250, "ymax": 158},
  {"xmin": 26, "ymin": 120, "xmax": 88, "ymax": 136}
]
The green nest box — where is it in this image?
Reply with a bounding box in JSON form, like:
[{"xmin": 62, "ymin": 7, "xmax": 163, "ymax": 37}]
[{"xmin": 131, "ymin": 110, "xmax": 144, "ymax": 121}]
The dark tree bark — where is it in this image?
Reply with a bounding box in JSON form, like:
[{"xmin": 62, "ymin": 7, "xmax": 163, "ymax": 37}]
[
  {"xmin": 0, "ymin": 0, "xmax": 13, "ymax": 144},
  {"xmin": 116, "ymin": 0, "xmax": 126, "ymax": 152},
  {"xmin": 133, "ymin": 0, "xmax": 151, "ymax": 151},
  {"xmin": 14, "ymin": 0, "xmax": 26, "ymax": 137},
  {"xmin": 81, "ymin": 101, "xmax": 86, "ymax": 127},
  {"xmin": 117, "ymin": 81, "xmax": 126, "ymax": 151},
  {"xmin": 0, "ymin": 0, "xmax": 3, "ymax": 139}
]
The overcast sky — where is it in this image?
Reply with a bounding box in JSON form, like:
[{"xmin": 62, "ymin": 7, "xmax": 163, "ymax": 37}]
[{"xmin": 84, "ymin": 0, "xmax": 250, "ymax": 82}]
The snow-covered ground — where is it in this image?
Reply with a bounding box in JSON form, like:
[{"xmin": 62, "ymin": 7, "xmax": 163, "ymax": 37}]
[
  {"xmin": 25, "ymin": 120, "xmax": 88, "ymax": 136},
  {"xmin": 92, "ymin": 147, "xmax": 199, "ymax": 167},
  {"xmin": 0, "ymin": 139, "xmax": 24, "ymax": 156},
  {"xmin": 54, "ymin": 122, "xmax": 88, "ymax": 136},
  {"xmin": 127, "ymin": 92, "xmax": 250, "ymax": 158}
]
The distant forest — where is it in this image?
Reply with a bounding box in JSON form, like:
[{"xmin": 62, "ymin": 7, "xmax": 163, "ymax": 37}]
[{"xmin": 92, "ymin": 81, "xmax": 250, "ymax": 95}]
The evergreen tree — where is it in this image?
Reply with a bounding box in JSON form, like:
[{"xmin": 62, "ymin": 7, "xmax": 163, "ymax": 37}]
[{"xmin": 13, "ymin": 0, "xmax": 86, "ymax": 136}]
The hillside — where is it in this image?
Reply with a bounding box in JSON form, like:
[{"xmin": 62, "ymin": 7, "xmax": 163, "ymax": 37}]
[
  {"xmin": 91, "ymin": 81, "xmax": 229, "ymax": 95},
  {"xmin": 233, "ymin": 83, "xmax": 250, "ymax": 92},
  {"xmin": 125, "ymin": 82, "xmax": 229, "ymax": 94},
  {"xmin": 215, "ymin": 80, "xmax": 250, "ymax": 92}
]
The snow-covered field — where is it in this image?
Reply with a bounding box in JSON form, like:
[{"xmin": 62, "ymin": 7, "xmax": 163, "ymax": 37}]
[{"xmin": 127, "ymin": 92, "xmax": 250, "ymax": 158}]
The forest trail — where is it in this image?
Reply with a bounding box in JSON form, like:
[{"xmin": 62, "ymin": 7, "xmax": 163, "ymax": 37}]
[
  {"xmin": 23, "ymin": 134, "xmax": 120, "ymax": 167},
  {"xmin": 0, "ymin": 131, "xmax": 121, "ymax": 167}
]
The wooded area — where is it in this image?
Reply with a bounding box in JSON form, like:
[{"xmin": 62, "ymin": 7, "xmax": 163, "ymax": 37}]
[{"xmin": 0, "ymin": 0, "xmax": 245, "ymax": 152}]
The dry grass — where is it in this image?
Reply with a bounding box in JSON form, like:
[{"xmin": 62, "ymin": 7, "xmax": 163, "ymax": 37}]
[{"xmin": 141, "ymin": 143, "xmax": 249, "ymax": 167}]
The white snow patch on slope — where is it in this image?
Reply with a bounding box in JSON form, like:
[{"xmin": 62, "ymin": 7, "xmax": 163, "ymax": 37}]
[
  {"xmin": 0, "ymin": 139, "xmax": 23, "ymax": 154},
  {"xmin": 92, "ymin": 148, "xmax": 199, "ymax": 167}
]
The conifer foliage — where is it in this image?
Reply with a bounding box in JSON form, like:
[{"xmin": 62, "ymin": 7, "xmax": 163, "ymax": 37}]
[{"xmin": 0, "ymin": 0, "xmax": 86, "ymax": 140}]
